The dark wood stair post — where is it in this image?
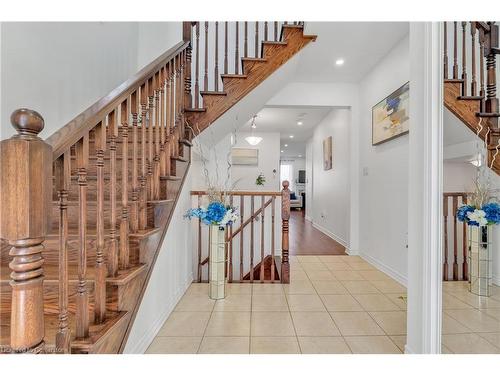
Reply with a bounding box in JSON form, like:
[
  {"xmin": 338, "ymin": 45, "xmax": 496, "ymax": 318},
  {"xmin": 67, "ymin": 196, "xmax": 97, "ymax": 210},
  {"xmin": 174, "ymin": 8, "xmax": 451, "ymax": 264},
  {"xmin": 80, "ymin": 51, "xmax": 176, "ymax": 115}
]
[
  {"xmin": 485, "ymin": 22, "xmax": 498, "ymax": 126},
  {"xmin": 281, "ymin": 180, "xmax": 290, "ymax": 284},
  {"xmin": 0, "ymin": 109, "xmax": 52, "ymax": 353}
]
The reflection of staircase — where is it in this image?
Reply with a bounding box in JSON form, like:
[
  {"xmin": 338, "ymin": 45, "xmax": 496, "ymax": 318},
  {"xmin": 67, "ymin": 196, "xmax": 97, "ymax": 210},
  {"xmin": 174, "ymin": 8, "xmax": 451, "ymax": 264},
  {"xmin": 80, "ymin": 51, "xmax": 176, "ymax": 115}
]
[
  {"xmin": 0, "ymin": 22, "xmax": 312, "ymax": 353},
  {"xmin": 443, "ymin": 22, "xmax": 499, "ymax": 174}
]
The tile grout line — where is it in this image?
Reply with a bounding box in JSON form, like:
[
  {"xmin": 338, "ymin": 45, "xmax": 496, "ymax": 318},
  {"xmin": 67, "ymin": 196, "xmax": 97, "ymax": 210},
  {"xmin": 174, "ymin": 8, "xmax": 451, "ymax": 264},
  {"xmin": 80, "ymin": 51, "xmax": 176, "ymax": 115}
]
[
  {"xmin": 196, "ymin": 287, "xmax": 217, "ymax": 354},
  {"xmin": 282, "ymin": 282, "xmax": 303, "ymax": 354}
]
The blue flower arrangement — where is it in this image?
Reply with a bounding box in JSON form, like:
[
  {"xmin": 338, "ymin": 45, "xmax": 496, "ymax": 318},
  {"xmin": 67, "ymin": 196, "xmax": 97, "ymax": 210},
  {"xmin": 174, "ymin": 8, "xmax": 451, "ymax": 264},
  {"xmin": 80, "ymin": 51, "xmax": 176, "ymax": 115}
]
[
  {"xmin": 185, "ymin": 201, "xmax": 238, "ymax": 227},
  {"xmin": 457, "ymin": 202, "xmax": 500, "ymax": 226}
]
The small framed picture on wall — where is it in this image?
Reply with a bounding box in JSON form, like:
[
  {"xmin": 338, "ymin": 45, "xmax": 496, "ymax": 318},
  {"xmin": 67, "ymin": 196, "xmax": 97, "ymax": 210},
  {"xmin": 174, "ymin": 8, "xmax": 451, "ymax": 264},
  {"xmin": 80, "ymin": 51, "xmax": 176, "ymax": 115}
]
[{"xmin": 323, "ymin": 136, "xmax": 332, "ymax": 170}]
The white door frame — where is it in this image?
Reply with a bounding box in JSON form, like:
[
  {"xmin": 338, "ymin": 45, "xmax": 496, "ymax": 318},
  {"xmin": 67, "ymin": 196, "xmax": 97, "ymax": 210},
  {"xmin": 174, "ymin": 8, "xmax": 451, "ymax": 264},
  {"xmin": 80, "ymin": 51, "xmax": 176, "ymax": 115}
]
[{"xmin": 406, "ymin": 22, "xmax": 444, "ymax": 354}]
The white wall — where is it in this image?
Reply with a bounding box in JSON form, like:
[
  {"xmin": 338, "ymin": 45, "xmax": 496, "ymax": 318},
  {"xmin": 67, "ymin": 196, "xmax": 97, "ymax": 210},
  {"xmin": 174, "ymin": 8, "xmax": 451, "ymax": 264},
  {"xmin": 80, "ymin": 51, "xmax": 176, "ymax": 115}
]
[
  {"xmin": 358, "ymin": 35, "xmax": 410, "ymax": 283},
  {"xmin": 443, "ymin": 161, "xmax": 476, "ymax": 192},
  {"xmin": 124, "ymin": 169, "xmax": 194, "ymax": 353},
  {"xmin": 137, "ymin": 22, "xmax": 183, "ymax": 70},
  {"xmin": 1, "ymin": 22, "xmax": 182, "ymax": 140},
  {"xmin": 309, "ymin": 108, "xmax": 351, "ymax": 247},
  {"xmin": 231, "ymin": 132, "xmax": 281, "ymax": 191},
  {"xmin": 305, "ymin": 140, "xmax": 314, "ymax": 221}
]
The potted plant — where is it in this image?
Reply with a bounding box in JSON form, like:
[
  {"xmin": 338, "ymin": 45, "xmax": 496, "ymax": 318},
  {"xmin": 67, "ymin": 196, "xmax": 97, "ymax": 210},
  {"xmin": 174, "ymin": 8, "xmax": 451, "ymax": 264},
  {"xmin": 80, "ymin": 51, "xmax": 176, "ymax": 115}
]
[{"xmin": 255, "ymin": 173, "xmax": 266, "ymax": 187}]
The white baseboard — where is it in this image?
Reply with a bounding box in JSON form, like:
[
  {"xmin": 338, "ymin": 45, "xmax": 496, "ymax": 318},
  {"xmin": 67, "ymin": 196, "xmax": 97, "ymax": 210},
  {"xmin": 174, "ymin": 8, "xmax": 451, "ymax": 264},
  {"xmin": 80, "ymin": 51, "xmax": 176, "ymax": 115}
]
[
  {"xmin": 124, "ymin": 277, "xmax": 192, "ymax": 354},
  {"xmin": 312, "ymin": 222, "xmax": 348, "ymax": 248},
  {"xmin": 305, "ymin": 215, "xmax": 312, "ymax": 222},
  {"xmin": 359, "ymin": 252, "xmax": 408, "ymax": 287}
]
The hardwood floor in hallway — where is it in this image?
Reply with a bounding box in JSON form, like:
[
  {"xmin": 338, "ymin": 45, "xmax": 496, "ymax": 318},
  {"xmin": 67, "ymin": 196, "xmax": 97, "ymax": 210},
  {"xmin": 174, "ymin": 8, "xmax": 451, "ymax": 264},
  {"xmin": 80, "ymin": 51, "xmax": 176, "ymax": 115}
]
[{"xmin": 289, "ymin": 210, "xmax": 346, "ymax": 256}]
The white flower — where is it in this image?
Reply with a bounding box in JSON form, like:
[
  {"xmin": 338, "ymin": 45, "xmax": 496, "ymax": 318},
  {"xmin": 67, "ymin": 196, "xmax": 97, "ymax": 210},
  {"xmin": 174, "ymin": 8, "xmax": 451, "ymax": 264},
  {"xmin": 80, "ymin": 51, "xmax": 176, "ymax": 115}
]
[
  {"xmin": 467, "ymin": 209, "xmax": 488, "ymax": 226},
  {"xmin": 220, "ymin": 209, "xmax": 236, "ymax": 226}
]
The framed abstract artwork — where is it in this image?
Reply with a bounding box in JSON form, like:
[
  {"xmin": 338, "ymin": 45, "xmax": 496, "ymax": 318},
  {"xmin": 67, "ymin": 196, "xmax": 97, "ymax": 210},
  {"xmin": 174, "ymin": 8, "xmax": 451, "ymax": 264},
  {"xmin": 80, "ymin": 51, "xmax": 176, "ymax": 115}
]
[
  {"xmin": 231, "ymin": 148, "xmax": 259, "ymax": 166},
  {"xmin": 323, "ymin": 136, "xmax": 332, "ymax": 170},
  {"xmin": 372, "ymin": 81, "xmax": 410, "ymax": 145}
]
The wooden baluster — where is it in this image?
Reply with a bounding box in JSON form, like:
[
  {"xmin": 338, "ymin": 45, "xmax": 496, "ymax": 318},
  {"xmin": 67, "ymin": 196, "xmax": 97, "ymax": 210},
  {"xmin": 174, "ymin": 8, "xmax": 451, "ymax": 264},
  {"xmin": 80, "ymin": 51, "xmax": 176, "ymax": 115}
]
[
  {"xmin": 175, "ymin": 54, "xmax": 181, "ymax": 155},
  {"xmin": 214, "ymin": 21, "xmax": 219, "ymax": 91},
  {"xmin": 184, "ymin": 46, "xmax": 192, "ymax": 118},
  {"xmin": 55, "ymin": 151, "xmax": 71, "ymax": 353},
  {"xmin": 194, "ymin": 22, "xmax": 200, "ymax": 108},
  {"xmin": 244, "ymin": 22, "xmax": 248, "ymax": 58},
  {"xmin": 166, "ymin": 60, "xmax": 173, "ymax": 177},
  {"xmin": 470, "ymin": 22, "xmax": 477, "ymax": 96},
  {"xmin": 461, "ymin": 22, "xmax": 468, "ymax": 96},
  {"xmin": 148, "ymin": 78, "xmax": 155, "ymax": 198},
  {"xmin": 160, "ymin": 68, "xmax": 168, "ymax": 177},
  {"xmin": 94, "ymin": 121, "xmax": 107, "ymax": 323},
  {"xmin": 139, "ymin": 85, "xmax": 148, "ymax": 229},
  {"xmin": 1, "ymin": 109, "xmax": 51, "ymax": 352},
  {"xmin": 197, "ymin": 195, "xmax": 202, "ymax": 282},
  {"xmin": 462, "ymin": 195, "xmax": 468, "ymax": 280},
  {"xmin": 255, "ymin": 22, "xmax": 259, "ymax": 58},
  {"xmin": 452, "ymin": 196, "xmax": 458, "ymax": 280},
  {"xmin": 235, "ymin": 21, "xmax": 240, "ymax": 74},
  {"xmin": 239, "ymin": 195, "xmax": 244, "ymax": 281},
  {"xmin": 443, "ymin": 195, "xmax": 449, "ymax": 281},
  {"xmin": 485, "ymin": 22, "xmax": 498, "ymax": 118},
  {"xmin": 453, "ymin": 21, "xmax": 458, "ymax": 79},
  {"xmin": 260, "ymin": 195, "xmax": 265, "ymax": 282},
  {"xmin": 264, "ymin": 22, "xmax": 268, "ymax": 41},
  {"xmin": 120, "ymin": 99, "xmax": 130, "ymax": 269},
  {"xmin": 479, "ymin": 28, "xmax": 486, "ymax": 112},
  {"xmin": 108, "ymin": 110, "xmax": 119, "ymax": 275},
  {"xmin": 170, "ymin": 58, "xmax": 176, "ymax": 161},
  {"xmin": 154, "ymin": 73, "xmax": 161, "ymax": 199},
  {"xmin": 130, "ymin": 91, "xmax": 139, "ymax": 233},
  {"xmin": 250, "ymin": 195, "xmax": 254, "ymax": 282},
  {"xmin": 181, "ymin": 50, "xmax": 187, "ymax": 139},
  {"xmin": 271, "ymin": 196, "xmax": 276, "ymax": 282},
  {"xmin": 229, "ymin": 195, "xmax": 234, "ymax": 282},
  {"xmin": 75, "ymin": 134, "xmax": 89, "ymax": 338},
  {"xmin": 204, "ymin": 22, "xmax": 209, "ymax": 91},
  {"xmin": 224, "ymin": 21, "xmax": 228, "ymax": 75},
  {"xmin": 274, "ymin": 22, "xmax": 278, "ymax": 42},
  {"xmin": 281, "ymin": 181, "xmax": 290, "ymax": 283},
  {"xmin": 443, "ymin": 22, "xmax": 448, "ymax": 79}
]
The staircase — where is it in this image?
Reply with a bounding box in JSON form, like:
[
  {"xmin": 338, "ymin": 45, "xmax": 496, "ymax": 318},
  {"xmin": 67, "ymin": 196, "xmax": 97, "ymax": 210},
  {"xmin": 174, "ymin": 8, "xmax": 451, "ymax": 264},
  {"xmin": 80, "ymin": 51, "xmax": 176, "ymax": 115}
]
[
  {"xmin": 0, "ymin": 21, "xmax": 314, "ymax": 354},
  {"xmin": 443, "ymin": 22, "xmax": 500, "ymax": 174}
]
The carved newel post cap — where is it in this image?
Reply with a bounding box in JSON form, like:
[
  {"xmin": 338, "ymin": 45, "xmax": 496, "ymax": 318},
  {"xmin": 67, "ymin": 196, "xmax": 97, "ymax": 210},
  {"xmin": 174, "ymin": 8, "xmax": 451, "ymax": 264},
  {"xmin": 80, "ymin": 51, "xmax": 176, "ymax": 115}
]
[
  {"xmin": 10, "ymin": 108, "xmax": 45, "ymax": 136},
  {"xmin": 282, "ymin": 180, "xmax": 289, "ymax": 189}
]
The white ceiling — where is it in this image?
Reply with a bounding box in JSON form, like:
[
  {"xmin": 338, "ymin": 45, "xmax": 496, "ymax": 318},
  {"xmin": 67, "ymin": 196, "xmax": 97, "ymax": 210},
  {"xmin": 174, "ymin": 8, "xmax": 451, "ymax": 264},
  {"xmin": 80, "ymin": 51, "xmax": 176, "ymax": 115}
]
[
  {"xmin": 240, "ymin": 106, "xmax": 332, "ymax": 158},
  {"xmin": 296, "ymin": 22, "xmax": 409, "ymax": 82}
]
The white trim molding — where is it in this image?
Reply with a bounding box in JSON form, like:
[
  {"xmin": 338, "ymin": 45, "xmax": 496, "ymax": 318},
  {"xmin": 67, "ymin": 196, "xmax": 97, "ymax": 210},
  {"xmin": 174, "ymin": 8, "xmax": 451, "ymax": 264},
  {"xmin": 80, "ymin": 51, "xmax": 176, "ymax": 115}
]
[
  {"xmin": 407, "ymin": 22, "xmax": 443, "ymax": 354},
  {"xmin": 360, "ymin": 252, "xmax": 407, "ymax": 287},
  {"xmin": 311, "ymin": 222, "xmax": 357, "ymax": 254}
]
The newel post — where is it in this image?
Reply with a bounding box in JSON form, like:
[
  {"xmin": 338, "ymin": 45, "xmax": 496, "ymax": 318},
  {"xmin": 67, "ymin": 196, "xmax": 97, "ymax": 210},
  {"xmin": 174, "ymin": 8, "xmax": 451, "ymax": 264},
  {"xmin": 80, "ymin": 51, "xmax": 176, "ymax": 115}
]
[
  {"xmin": 0, "ymin": 109, "xmax": 52, "ymax": 353},
  {"xmin": 281, "ymin": 180, "xmax": 290, "ymax": 284}
]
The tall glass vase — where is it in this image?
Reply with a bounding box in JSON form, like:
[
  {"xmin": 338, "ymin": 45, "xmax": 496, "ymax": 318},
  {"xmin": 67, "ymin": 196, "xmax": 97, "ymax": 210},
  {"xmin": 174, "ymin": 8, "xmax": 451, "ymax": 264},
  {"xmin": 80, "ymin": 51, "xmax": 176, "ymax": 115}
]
[
  {"xmin": 468, "ymin": 225, "xmax": 493, "ymax": 296},
  {"xmin": 209, "ymin": 225, "xmax": 226, "ymax": 300}
]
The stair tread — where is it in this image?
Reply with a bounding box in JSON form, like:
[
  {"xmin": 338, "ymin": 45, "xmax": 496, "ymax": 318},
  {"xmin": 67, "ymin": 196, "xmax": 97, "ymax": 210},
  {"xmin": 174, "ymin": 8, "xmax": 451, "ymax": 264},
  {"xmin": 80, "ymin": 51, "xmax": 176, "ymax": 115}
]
[
  {"xmin": 129, "ymin": 227, "xmax": 162, "ymax": 239},
  {"xmin": 458, "ymin": 95, "xmax": 484, "ymax": 100},
  {"xmin": 171, "ymin": 156, "xmax": 189, "ymax": 162},
  {"xmin": 0, "ymin": 310, "xmax": 129, "ymax": 350},
  {"xmin": 200, "ymin": 91, "xmax": 227, "ymax": 96},
  {"xmin": 477, "ymin": 112, "xmax": 500, "ymax": 117},
  {"xmin": 160, "ymin": 175, "xmax": 182, "ymax": 181},
  {"xmin": 179, "ymin": 139, "xmax": 193, "ymax": 147},
  {"xmin": 444, "ymin": 78, "xmax": 464, "ymax": 83},
  {"xmin": 0, "ymin": 263, "xmax": 146, "ymax": 284},
  {"xmin": 262, "ymin": 41, "xmax": 288, "ymax": 46},
  {"xmin": 241, "ymin": 57, "xmax": 268, "ymax": 62},
  {"xmin": 220, "ymin": 74, "xmax": 248, "ymax": 79},
  {"xmin": 185, "ymin": 107, "xmax": 207, "ymax": 112}
]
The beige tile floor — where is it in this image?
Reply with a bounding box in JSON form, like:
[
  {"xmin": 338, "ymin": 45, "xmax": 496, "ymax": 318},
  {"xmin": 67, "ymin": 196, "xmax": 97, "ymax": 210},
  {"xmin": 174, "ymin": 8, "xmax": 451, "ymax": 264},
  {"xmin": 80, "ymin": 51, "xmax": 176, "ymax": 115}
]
[
  {"xmin": 442, "ymin": 281, "xmax": 500, "ymax": 354},
  {"xmin": 147, "ymin": 255, "xmax": 407, "ymax": 354},
  {"xmin": 145, "ymin": 255, "xmax": 500, "ymax": 354}
]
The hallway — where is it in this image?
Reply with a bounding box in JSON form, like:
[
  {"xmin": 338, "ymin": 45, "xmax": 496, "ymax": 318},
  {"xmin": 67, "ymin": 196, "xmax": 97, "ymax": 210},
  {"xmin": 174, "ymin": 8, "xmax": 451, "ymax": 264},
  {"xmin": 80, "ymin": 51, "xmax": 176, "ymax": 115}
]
[{"xmin": 289, "ymin": 211, "xmax": 346, "ymax": 256}]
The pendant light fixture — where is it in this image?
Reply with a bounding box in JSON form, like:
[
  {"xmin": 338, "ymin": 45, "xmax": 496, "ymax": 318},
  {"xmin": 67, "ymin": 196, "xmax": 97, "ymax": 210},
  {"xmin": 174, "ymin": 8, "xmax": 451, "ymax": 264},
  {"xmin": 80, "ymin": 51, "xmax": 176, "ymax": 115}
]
[{"xmin": 245, "ymin": 115, "xmax": 262, "ymax": 146}]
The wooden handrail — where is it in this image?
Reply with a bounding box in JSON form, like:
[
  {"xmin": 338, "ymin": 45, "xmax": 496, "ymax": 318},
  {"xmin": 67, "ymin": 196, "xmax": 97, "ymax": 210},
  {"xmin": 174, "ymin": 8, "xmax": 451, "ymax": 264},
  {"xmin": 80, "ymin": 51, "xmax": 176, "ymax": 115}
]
[
  {"xmin": 47, "ymin": 41, "xmax": 189, "ymax": 160},
  {"xmin": 191, "ymin": 190, "xmax": 281, "ymax": 196},
  {"xmin": 229, "ymin": 197, "xmax": 273, "ymax": 240}
]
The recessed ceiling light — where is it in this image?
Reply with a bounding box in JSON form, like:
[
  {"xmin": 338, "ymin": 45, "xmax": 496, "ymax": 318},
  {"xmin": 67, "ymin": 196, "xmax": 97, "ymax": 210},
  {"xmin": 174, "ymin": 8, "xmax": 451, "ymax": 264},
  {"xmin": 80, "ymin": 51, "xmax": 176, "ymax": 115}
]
[
  {"xmin": 297, "ymin": 121, "xmax": 303, "ymax": 126},
  {"xmin": 280, "ymin": 150, "xmax": 284, "ymax": 153},
  {"xmin": 289, "ymin": 135, "xmax": 294, "ymax": 139},
  {"xmin": 298, "ymin": 155, "xmax": 302, "ymax": 157},
  {"xmin": 284, "ymin": 144, "xmax": 288, "ymax": 147},
  {"xmin": 335, "ymin": 58, "xmax": 345, "ymax": 66}
]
